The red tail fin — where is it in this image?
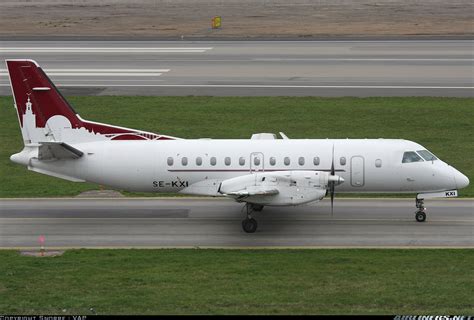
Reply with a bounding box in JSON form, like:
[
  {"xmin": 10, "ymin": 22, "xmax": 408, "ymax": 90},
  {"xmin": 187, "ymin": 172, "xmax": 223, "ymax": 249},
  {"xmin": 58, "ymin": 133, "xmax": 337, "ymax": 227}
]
[{"xmin": 6, "ymin": 59, "xmax": 177, "ymax": 144}]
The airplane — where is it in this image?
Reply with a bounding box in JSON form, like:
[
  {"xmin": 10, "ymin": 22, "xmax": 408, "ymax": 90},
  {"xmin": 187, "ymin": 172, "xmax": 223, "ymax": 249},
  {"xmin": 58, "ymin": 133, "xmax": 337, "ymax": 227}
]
[{"xmin": 6, "ymin": 59, "xmax": 470, "ymax": 233}]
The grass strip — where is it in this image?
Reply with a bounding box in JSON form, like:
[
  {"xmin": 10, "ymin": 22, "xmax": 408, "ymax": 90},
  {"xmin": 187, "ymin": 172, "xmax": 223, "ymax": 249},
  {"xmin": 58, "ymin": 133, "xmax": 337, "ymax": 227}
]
[{"xmin": 0, "ymin": 249, "xmax": 473, "ymax": 315}]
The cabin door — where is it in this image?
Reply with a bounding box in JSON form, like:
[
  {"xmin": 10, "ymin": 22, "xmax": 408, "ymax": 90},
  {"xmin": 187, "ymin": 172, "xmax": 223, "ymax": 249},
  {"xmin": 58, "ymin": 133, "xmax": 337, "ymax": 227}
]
[{"xmin": 350, "ymin": 156, "xmax": 365, "ymax": 187}]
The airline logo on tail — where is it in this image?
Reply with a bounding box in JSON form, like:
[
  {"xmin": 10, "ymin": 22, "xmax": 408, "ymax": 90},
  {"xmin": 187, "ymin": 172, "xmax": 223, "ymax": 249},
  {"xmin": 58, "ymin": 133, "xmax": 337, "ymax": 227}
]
[{"xmin": 6, "ymin": 59, "xmax": 179, "ymax": 145}]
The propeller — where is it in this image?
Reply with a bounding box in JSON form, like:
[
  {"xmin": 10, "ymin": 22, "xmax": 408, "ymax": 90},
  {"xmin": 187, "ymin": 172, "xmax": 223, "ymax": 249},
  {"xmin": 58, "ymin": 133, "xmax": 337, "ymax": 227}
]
[
  {"xmin": 329, "ymin": 144, "xmax": 335, "ymax": 217},
  {"xmin": 327, "ymin": 144, "xmax": 344, "ymax": 217}
]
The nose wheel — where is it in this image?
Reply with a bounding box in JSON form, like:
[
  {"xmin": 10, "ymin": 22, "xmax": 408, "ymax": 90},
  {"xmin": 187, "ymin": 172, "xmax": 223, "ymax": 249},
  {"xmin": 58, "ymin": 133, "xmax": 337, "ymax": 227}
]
[
  {"xmin": 415, "ymin": 211, "xmax": 426, "ymax": 222},
  {"xmin": 241, "ymin": 203, "xmax": 259, "ymax": 233},
  {"xmin": 415, "ymin": 198, "xmax": 427, "ymax": 222}
]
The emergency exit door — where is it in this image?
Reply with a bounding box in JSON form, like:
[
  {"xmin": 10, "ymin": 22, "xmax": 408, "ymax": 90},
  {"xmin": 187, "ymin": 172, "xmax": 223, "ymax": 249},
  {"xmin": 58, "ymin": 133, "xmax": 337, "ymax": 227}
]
[{"xmin": 250, "ymin": 152, "xmax": 264, "ymax": 173}]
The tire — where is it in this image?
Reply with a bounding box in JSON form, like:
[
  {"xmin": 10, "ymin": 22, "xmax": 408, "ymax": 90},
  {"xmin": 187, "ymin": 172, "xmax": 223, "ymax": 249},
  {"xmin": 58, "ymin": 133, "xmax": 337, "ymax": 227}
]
[
  {"xmin": 242, "ymin": 218, "xmax": 258, "ymax": 233},
  {"xmin": 415, "ymin": 211, "xmax": 426, "ymax": 222}
]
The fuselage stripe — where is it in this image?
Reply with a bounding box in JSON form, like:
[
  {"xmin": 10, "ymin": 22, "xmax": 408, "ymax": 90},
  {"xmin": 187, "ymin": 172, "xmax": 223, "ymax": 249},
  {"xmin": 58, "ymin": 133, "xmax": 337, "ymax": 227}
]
[{"xmin": 167, "ymin": 169, "xmax": 346, "ymax": 173}]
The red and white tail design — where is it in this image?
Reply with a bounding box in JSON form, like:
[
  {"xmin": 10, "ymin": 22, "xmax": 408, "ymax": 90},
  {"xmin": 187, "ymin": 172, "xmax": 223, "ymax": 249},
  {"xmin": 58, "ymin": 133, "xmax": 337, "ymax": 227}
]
[{"xmin": 6, "ymin": 59, "xmax": 178, "ymax": 145}]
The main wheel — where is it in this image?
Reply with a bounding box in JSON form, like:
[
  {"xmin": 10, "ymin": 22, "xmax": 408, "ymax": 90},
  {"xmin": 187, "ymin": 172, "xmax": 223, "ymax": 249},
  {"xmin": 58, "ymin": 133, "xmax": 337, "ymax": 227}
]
[
  {"xmin": 242, "ymin": 218, "xmax": 258, "ymax": 233},
  {"xmin": 415, "ymin": 211, "xmax": 426, "ymax": 222}
]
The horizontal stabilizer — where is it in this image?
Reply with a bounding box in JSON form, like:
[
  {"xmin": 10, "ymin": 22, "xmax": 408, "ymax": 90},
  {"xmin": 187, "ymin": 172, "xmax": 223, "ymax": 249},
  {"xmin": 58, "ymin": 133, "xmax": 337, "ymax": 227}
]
[
  {"xmin": 28, "ymin": 166, "xmax": 85, "ymax": 182},
  {"xmin": 38, "ymin": 142, "xmax": 83, "ymax": 160}
]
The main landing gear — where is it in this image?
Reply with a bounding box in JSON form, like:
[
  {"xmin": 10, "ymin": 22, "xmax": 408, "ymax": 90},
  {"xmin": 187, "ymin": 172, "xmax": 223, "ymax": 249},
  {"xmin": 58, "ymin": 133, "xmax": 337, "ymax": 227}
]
[
  {"xmin": 241, "ymin": 203, "xmax": 263, "ymax": 233},
  {"xmin": 415, "ymin": 198, "xmax": 427, "ymax": 222}
]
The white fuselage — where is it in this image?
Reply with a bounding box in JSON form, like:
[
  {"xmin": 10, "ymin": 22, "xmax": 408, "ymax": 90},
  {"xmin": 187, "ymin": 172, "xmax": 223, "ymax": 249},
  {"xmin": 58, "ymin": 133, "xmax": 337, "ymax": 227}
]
[{"xmin": 23, "ymin": 138, "xmax": 467, "ymax": 197}]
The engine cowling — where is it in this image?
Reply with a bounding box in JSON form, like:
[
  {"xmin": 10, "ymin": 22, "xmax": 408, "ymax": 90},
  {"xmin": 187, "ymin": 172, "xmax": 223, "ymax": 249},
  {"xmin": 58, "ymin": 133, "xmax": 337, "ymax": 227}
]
[{"xmin": 219, "ymin": 170, "xmax": 344, "ymax": 206}]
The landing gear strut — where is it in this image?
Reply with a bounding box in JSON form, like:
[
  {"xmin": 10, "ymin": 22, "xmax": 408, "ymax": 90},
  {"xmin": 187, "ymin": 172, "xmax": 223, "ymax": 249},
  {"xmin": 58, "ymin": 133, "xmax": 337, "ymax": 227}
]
[
  {"xmin": 242, "ymin": 203, "xmax": 259, "ymax": 233},
  {"xmin": 415, "ymin": 198, "xmax": 427, "ymax": 222}
]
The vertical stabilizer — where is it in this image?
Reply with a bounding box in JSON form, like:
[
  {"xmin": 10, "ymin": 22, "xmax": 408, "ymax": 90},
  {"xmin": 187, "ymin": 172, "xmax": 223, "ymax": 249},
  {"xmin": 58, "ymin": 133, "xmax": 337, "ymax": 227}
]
[{"xmin": 6, "ymin": 59, "xmax": 179, "ymax": 145}]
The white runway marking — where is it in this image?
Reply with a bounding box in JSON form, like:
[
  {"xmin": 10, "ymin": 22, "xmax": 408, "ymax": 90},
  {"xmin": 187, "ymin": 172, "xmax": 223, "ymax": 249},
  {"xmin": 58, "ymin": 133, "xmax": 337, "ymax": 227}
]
[
  {"xmin": 0, "ymin": 84, "xmax": 469, "ymax": 89},
  {"xmin": 0, "ymin": 47, "xmax": 213, "ymax": 53},
  {"xmin": 0, "ymin": 68, "xmax": 170, "ymax": 78},
  {"xmin": 0, "ymin": 69, "xmax": 171, "ymax": 72},
  {"xmin": 254, "ymin": 58, "xmax": 474, "ymax": 62},
  {"xmin": 36, "ymin": 59, "xmax": 472, "ymax": 63},
  {"xmin": 0, "ymin": 73, "xmax": 163, "ymax": 76},
  {"xmin": 1, "ymin": 217, "xmax": 472, "ymax": 223}
]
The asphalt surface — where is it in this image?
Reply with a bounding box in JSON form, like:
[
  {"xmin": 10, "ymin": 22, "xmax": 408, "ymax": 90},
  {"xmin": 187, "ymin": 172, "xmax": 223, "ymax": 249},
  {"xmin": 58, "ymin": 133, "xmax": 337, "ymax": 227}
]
[
  {"xmin": 0, "ymin": 198, "xmax": 472, "ymax": 248},
  {"xmin": 1, "ymin": 40, "xmax": 472, "ymax": 97}
]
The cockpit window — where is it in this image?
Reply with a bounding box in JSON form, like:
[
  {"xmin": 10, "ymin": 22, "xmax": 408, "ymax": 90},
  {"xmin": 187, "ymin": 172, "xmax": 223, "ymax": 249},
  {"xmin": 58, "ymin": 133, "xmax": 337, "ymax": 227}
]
[
  {"xmin": 402, "ymin": 151, "xmax": 423, "ymax": 163},
  {"xmin": 417, "ymin": 150, "xmax": 438, "ymax": 161}
]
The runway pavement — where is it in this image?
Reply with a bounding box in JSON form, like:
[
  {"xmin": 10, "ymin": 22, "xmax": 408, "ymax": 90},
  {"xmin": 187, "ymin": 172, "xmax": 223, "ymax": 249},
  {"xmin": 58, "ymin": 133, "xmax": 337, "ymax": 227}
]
[
  {"xmin": 0, "ymin": 198, "xmax": 472, "ymax": 248},
  {"xmin": 0, "ymin": 40, "xmax": 472, "ymax": 97}
]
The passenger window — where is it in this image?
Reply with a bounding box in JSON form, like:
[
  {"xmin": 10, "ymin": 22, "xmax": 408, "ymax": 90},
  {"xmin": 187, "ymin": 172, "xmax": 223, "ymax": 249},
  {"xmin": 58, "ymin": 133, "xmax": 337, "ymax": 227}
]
[
  {"xmin": 375, "ymin": 159, "xmax": 382, "ymax": 168},
  {"xmin": 402, "ymin": 151, "xmax": 423, "ymax": 163},
  {"xmin": 196, "ymin": 157, "xmax": 202, "ymax": 166},
  {"xmin": 269, "ymin": 157, "xmax": 276, "ymax": 166},
  {"xmin": 225, "ymin": 157, "xmax": 231, "ymax": 166},
  {"xmin": 340, "ymin": 157, "xmax": 346, "ymax": 165},
  {"xmin": 298, "ymin": 157, "xmax": 305, "ymax": 166},
  {"xmin": 239, "ymin": 157, "xmax": 245, "ymax": 166},
  {"xmin": 210, "ymin": 157, "xmax": 216, "ymax": 166},
  {"xmin": 313, "ymin": 157, "xmax": 320, "ymax": 166},
  {"xmin": 417, "ymin": 150, "xmax": 438, "ymax": 161},
  {"xmin": 284, "ymin": 157, "xmax": 290, "ymax": 166},
  {"xmin": 254, "ymin": 157, "xmax": 260, "ymax": 166},
  {"xmin": 181, "ymin": 157, "xmax": 188, "ymax": 166},
  {"xmin": 167, "ymin": 157, "xmax": 174, "ymax": 166}
]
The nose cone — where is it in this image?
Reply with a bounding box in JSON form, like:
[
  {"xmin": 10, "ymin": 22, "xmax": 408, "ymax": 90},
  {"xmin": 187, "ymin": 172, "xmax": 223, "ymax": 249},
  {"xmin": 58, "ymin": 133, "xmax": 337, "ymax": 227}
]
[
  {"xmin": 453, "ymin": 168, "xmax": 470, "ymax": 189},
  {"xmin": 328, "ymin": 175, "xmax": 344, "ymax": 185}
]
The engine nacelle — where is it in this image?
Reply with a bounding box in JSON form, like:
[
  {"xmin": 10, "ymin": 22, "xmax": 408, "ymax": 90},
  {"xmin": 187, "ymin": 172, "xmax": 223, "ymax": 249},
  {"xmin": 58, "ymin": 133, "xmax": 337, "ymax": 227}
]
[{"xmin": 219, "ymin": 170, "xmax": 342, "ymax": 206}]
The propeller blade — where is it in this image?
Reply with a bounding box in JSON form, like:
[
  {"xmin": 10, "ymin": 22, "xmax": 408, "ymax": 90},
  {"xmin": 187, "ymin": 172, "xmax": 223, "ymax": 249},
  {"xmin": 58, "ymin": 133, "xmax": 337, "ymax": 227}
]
[
  {"xmin": 330, "ymin": 187, "xmax": 334, "ymax": 217},
  {"xmin": 330, "ymin": 143, "xmax": 335, "ymax": 217},
  {"xmin": 331, "ymin": 144, "xmax": 335, "ymax": 176}
]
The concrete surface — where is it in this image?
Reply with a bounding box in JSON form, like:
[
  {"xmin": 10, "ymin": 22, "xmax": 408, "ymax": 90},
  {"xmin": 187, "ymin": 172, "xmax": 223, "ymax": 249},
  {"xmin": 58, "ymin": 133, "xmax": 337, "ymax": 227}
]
[
  {"xmin": 1, "ymin": 40, "xmax": 472, "ymax": 97},
  {"xmin": 0, "ymin": 198, "xmax": 472, "ymax": 248}
]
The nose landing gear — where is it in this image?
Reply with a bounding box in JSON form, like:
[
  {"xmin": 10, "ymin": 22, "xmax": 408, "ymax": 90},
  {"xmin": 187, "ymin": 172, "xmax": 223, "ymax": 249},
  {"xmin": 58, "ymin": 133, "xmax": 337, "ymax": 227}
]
[{"xmin": 415, "ymin": 198, "xmax": 427, "ymax": 222}]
